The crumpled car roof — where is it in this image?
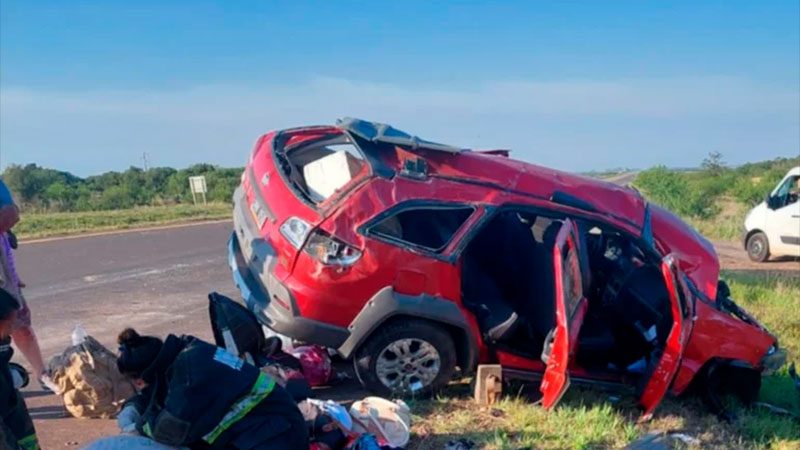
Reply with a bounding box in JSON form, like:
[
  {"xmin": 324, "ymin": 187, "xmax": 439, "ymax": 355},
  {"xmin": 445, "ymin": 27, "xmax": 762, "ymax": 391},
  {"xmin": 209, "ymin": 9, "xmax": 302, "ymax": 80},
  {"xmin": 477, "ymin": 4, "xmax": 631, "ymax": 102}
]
[{"xmin": 337, "ymin": 117, "xmax": 464, "ymax": 154}]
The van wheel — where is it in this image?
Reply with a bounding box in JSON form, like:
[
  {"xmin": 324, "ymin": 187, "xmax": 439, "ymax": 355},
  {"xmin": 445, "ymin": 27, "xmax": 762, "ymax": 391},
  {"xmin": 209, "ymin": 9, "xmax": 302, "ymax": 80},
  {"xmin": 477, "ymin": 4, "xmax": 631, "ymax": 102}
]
[
  {"xmin": 354, "ymin": 320, "xmax": 456, "ymax": 397},
  {"xmin": 746, "ymin": 232, "xmax": 770, "ymax": 262}
]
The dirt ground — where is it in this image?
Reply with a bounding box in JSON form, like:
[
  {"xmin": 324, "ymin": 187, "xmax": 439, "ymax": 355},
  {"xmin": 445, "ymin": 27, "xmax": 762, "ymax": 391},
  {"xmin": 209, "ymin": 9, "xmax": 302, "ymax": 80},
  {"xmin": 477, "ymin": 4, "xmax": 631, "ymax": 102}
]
[
  {"xmin": 14, "ymin": 225, "xmax": 800, "ymax": 449},
  {"xmin": 713, "ymin": 239, "xmax": 800, "ymax": 277}
]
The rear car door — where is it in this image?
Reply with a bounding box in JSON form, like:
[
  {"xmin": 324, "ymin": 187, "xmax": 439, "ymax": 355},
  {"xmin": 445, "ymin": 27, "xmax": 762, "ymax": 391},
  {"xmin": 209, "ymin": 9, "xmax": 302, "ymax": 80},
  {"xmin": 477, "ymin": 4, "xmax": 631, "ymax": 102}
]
[
  {"xmin": 638, "ymin": 254, "xmax": 692, "ymax": 420},
  {"xmin": 540, "ymin": 219, "xmax": 590, "ymax": 409}
]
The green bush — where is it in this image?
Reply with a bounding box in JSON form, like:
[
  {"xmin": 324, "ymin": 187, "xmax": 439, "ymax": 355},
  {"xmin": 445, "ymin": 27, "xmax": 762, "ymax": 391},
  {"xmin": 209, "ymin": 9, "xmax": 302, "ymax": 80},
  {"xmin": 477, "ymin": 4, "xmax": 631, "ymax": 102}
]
[
  {"xmin": 731, "ymin": 176, "xmax": 767, "ymax": 205},
  {"xmin": 634, "ymin": 166, "xmax": 719, "ymax": 218}
]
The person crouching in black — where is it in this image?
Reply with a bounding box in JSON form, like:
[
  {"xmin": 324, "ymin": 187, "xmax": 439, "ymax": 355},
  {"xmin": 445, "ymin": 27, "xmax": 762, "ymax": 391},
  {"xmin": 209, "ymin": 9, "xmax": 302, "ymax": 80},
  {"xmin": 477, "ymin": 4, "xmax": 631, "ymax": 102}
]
[
  {"xmin": 1, "ymin": 287, "xmax": 39, "ymax": 450},
  {"xmin": 116, "ymin": 328, "xmax": 308, "ymax": 450}
]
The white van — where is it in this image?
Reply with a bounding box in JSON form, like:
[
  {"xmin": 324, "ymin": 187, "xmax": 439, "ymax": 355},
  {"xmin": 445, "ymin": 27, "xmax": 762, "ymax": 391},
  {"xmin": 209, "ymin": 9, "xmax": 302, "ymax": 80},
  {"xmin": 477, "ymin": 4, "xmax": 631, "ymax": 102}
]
[{"xmin": 743, "ymin": 166, "xmax": 800, "ymax": 262}]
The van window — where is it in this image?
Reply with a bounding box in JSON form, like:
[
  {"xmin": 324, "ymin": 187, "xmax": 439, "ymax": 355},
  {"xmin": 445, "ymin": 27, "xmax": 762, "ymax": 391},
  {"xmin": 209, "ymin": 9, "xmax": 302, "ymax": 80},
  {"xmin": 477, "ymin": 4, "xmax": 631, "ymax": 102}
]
[
  {"xmin": 368, "ymin": 205, "xmax": 474, "ymax": 252},
  {"xmin": 772, "ymin": 175, "xmax": 800, "ymax": 208}
]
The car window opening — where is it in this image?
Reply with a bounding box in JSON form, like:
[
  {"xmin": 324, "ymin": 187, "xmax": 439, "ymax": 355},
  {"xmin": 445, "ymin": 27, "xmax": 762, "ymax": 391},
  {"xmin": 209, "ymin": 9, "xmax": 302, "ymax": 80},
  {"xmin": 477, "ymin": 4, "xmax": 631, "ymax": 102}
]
[
  {"xmin": 369, "ymin": 206, "xmax": 474, "ymax": 253},
  {"xmin": 277, "ymin": 133, "xmax": 368, "ymax": 205},
  {"xmin": 461, "ymin": 209, "xmax": 674, "ymax": 380}
]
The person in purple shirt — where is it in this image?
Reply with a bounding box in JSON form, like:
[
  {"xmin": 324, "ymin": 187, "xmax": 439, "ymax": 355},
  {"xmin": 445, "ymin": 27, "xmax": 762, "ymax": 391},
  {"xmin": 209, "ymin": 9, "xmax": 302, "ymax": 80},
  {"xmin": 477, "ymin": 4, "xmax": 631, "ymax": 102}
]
[{"xmin": 0, "ymin": 178, "xmax": 57, "ymax": 393}]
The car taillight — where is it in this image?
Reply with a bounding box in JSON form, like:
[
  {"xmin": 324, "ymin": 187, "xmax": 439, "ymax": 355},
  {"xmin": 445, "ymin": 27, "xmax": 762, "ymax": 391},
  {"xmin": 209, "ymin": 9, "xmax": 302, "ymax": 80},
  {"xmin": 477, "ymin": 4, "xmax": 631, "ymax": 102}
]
[
  {"xmin": 303, "ymin": 230, "xmax": 362, "ymax": 266},
  {"xmin": 280, "ymin": 217, "xmax": 312, "ymax": 249}
]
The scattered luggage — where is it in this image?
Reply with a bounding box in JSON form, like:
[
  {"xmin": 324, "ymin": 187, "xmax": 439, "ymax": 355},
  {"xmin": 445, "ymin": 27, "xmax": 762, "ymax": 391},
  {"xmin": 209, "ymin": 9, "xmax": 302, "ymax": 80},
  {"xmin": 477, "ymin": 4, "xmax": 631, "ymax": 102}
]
[
  {"xmin": 48, "ymin": 328, "xmax": 135, "ymax": 419},
  {"xmin": 80, "ymin": 292, "xmax": 416, "ymax": 449},
  {"xmin": 346, "ymin": 434, "xmax": 382, "ymax": 450},
  {"xmin": 300, "ymin": 399, "xmax": 350, "ymax": 450},
  {"xmin": 290, "ymin": 345, "xmax": 334, "ymax": 387},
  {"xmin": 350, "ymin": 397, "xmax": 411, "ymax": 449}
]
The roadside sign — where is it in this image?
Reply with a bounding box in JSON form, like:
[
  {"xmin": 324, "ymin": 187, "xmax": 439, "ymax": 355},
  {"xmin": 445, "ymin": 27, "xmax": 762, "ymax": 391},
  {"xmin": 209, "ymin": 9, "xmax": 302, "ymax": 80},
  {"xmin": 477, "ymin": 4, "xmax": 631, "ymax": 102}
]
[{"xmin": 189, "ymin": 176, "xmax": 208, "ymax": 205}]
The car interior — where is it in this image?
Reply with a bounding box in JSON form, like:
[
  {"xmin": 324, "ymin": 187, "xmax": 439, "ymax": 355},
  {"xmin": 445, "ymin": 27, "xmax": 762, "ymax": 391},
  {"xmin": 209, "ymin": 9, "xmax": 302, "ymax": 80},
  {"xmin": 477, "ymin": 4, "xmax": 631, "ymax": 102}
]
[
  {"xmin": 461, "ymin": 209, "xmax": 675, "ymax": 378},
  {"xmin": 368, "ymin": 206, "xmax": 475, "ymax": 252}
]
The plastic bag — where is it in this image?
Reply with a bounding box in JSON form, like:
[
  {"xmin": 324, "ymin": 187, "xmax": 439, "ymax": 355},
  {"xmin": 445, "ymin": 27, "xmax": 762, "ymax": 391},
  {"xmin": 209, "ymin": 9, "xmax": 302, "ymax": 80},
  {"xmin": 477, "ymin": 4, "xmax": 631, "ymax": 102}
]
[
  {"xmin": 290, "ymin": 345, "xmax": 333, "ymax": 387},
  {"xmin": 72, "ymin": 324, "xmax": 88, "ymax": 346},
  {"xmin": 347, "ymin": 434, "xmax": 382, "ymax": 450},
  {"xmin": 349, "ymin": 397, "xmax": 411, "ymax": 448},
  {"xmin": 48, "ymin": 332, "xmax": 135, "ymax": 419}
]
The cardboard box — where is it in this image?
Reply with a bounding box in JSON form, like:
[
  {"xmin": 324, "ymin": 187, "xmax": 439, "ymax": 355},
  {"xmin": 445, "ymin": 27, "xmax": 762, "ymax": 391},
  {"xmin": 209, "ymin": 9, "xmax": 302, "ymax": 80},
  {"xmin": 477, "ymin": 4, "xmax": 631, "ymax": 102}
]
[{"xmin": 303, "ymin": 150, "xmax": 363, "ymax": 201}]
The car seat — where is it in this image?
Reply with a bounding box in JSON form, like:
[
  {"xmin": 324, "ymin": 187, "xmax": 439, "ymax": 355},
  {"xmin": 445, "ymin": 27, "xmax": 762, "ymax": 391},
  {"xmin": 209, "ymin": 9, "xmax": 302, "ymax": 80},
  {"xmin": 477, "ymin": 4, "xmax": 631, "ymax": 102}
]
[
  {"xmin": 479, "ymin": 296, "xmax": 521, "ymax": 343},
  {"xmin": 462, "ymin": 255, "xmax": 521, "ymax": 343},
  {"xmin": 523, "ymin": 222, "xmax": 560, "ymax": 341}
]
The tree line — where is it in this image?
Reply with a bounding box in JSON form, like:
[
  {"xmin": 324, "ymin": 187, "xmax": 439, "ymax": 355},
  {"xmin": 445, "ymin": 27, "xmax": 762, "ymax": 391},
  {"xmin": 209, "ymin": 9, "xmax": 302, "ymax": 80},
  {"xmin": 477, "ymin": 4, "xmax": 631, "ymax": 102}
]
[
  {"xmin": 634, "ymin": 154, "xmax": 800, "ymax": 219},
  {"xmin": 4, "ymin": 153, "xmax": 798, "ymax": 216},
  {"xmin": 2, "ymin": 164, "xmax": 242, "ymax": 212}
]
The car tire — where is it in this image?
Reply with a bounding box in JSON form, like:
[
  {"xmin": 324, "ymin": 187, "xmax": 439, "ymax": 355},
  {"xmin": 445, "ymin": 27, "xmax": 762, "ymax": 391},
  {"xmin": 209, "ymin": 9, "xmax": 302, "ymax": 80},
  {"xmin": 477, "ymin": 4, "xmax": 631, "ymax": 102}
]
[
  {"xmin": 702, "ymin": 361, "xmax": 761, "ymax": 419},
  {"xmin": 746, "ymin": 232, "xmax": 770, "ymax": 262},
  {"xmin": 354, "ymin": 319, "xmax": 457, "ymax": 397}
]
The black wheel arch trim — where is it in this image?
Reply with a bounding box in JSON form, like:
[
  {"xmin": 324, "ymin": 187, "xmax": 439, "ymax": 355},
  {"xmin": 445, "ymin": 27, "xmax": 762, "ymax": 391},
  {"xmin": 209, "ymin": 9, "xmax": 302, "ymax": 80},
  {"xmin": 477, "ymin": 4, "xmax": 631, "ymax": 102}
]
[{"xmin": 338, "ymin": 286, "xmax": 479, "ymax": 375}]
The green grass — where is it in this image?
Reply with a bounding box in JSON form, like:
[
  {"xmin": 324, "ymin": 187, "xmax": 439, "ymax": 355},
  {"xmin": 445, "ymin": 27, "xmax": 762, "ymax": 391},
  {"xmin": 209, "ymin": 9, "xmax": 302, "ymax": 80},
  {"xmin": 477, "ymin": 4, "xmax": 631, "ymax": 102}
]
[
  {"xmin": 684, "ymin": 199, "xmax": 748, "ymax": 242},
  {"xmin": 15, "ymin": 203, "xmax": 231, "ymax": 239},
  {"xmin": 410, "ymin": 392, "xmax": 639, "ymax": 450},
  {"xmin": 410, "ymin": 272, "xmax": 800, "ymax": 449}
]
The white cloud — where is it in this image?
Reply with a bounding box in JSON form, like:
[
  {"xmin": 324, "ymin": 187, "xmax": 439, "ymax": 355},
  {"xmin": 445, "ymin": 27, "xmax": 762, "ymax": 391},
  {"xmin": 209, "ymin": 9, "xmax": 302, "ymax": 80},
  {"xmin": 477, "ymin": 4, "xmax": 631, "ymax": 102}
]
[{"xmin": 1, "ymin": 76, "xmax": 798, "ymax": 175}]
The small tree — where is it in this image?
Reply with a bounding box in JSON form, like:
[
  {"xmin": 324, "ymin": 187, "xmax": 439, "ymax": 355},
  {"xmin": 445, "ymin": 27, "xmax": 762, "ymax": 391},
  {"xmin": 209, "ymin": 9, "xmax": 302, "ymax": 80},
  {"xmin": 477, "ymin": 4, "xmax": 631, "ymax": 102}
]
[{"xmin": 701, "ymin": 151, "xmax": 727, "ymax": 176}]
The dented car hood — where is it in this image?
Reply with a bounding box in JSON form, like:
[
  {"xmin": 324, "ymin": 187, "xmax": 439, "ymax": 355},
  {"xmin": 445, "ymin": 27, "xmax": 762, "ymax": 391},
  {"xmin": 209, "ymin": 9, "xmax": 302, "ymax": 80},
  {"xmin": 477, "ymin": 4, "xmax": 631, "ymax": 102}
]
[{"xmin": 649, "ymin": 204, "xmax": 720, "ymax": 300}]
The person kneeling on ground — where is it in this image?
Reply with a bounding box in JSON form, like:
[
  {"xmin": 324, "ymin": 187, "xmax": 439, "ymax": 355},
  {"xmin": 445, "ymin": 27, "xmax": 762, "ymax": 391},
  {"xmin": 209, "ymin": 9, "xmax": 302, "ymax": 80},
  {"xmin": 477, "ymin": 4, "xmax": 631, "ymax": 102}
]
[
  {"xmin": 1, "ymin": 287, "xmax": 39, "ymax": 450},
  {"xmin": 116, "ymin": 328, "xmax": 308, "ymax": 450}
]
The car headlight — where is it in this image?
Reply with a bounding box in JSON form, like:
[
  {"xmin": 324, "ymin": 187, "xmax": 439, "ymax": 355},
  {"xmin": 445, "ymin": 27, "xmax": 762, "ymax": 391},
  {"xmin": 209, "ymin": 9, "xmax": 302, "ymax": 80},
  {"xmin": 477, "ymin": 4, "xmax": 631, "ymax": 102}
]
[
  {"xmin": 304, "ymin": 230, "xmax": 362, "ymax": 266},
  {"xmin": 280, "ymin": 217, "xmax": 311, "ymax": 249}
]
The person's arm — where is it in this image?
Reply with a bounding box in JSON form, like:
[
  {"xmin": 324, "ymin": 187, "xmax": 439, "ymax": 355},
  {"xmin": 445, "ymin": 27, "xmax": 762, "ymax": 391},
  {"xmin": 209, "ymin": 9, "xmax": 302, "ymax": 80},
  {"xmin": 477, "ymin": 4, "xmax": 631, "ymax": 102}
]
[
  {"xmin": 0, "ymin": 205, "xmax": 18, "ymax": 234},
  {"xmin": 118, "ymin": 388, "xmax": 153, "ymax": 433},
  {"xmin": 136, "ymin": 363, "xmax": 201, "ymax": 446},
  {"xmin": 0, "ymin": 180, "xmax": 19, "ymax": 234}
]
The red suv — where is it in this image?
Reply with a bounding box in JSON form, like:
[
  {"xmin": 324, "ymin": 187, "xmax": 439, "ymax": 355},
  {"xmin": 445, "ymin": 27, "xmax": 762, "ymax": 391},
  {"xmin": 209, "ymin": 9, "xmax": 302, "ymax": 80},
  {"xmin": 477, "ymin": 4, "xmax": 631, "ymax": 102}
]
[{"xmin": 229, "ymin": 118, "xmax": 785, "ymax": 419}]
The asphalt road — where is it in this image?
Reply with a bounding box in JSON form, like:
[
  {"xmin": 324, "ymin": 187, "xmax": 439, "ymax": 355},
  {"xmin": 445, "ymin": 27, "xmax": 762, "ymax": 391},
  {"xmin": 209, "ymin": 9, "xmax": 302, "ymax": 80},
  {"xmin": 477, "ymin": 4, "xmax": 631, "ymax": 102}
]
[
  {"xmin": 18, "ymin": 221, "xmax": 236, "ymax": 356},
  {"xmin": 15, "ymin": 221, "xmax": 237, "ymax": 448},
  {"xmin": 601, "ymin": 171, "xmax": 639, "ymax": 187}
]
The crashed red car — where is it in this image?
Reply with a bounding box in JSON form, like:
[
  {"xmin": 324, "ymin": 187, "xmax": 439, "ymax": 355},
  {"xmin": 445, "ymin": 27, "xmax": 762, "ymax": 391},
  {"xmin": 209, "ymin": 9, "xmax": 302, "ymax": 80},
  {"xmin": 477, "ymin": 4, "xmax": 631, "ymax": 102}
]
[{"xmin": 228, "ymin": 118, "xmax": 786, "ymax": 418}]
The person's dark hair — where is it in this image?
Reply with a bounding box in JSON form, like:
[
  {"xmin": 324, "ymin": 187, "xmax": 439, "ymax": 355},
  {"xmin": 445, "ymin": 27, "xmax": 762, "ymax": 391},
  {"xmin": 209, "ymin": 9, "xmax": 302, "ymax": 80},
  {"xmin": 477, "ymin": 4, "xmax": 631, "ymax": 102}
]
[
  {"xmin": 0, "ymin": 287, "xmax": 20, "ymax": 321},
  {"xmin": 117, "ymin": 328, "xmax": 163, "ymax": 378}
]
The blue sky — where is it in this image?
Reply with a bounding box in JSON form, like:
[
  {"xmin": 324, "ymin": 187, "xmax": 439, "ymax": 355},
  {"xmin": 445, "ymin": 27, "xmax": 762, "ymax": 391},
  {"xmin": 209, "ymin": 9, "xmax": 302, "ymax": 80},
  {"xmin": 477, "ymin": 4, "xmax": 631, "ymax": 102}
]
[{"xmin": 1, "ymin": 1, "xmax": 798, "ymax": 176}]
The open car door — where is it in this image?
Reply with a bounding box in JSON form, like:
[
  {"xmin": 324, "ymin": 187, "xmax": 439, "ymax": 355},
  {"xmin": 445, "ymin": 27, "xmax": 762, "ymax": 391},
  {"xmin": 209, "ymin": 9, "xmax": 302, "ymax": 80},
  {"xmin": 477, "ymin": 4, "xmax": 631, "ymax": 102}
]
[
  {"xmin": 540, "ymin": 219, "xmax": 589, "ymax": 409},
  {"xmin": 638, "ymin": 254, "xmax": 693, "ymax": 420}
]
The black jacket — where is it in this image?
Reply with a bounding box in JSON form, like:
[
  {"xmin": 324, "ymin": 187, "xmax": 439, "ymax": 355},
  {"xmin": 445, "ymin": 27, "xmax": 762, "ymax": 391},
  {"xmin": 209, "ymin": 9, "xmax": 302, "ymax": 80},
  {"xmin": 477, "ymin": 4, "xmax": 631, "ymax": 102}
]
[
  {"xmin": 132, "ymin": 334, "xmax": 307, "ymax": 450},
  {"xmin": 1, "ymin": 337, "xmax": 38, "ymax": 450}
]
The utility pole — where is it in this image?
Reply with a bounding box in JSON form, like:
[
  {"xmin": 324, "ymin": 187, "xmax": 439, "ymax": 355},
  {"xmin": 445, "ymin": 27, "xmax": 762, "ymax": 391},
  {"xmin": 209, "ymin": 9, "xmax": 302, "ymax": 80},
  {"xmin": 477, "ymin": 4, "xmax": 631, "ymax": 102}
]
[{"xmin": 142, "ymin": 152, "xmax": 150, "ymax": 171}]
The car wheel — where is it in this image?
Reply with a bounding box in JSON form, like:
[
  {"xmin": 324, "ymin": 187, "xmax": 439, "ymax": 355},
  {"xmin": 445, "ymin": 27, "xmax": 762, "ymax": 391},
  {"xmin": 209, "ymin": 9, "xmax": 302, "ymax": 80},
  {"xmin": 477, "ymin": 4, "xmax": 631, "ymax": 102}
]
[
  {"xmin": 354, "ymin": 319, "xmax": 457, "ymax": 397},
  {"xmin": 702, "ymin": 361, "xmax": 761, "ymax": 420},
  {"xmin": 746, "ymin": 232, "xmax": 770, "ymax": 262}
]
